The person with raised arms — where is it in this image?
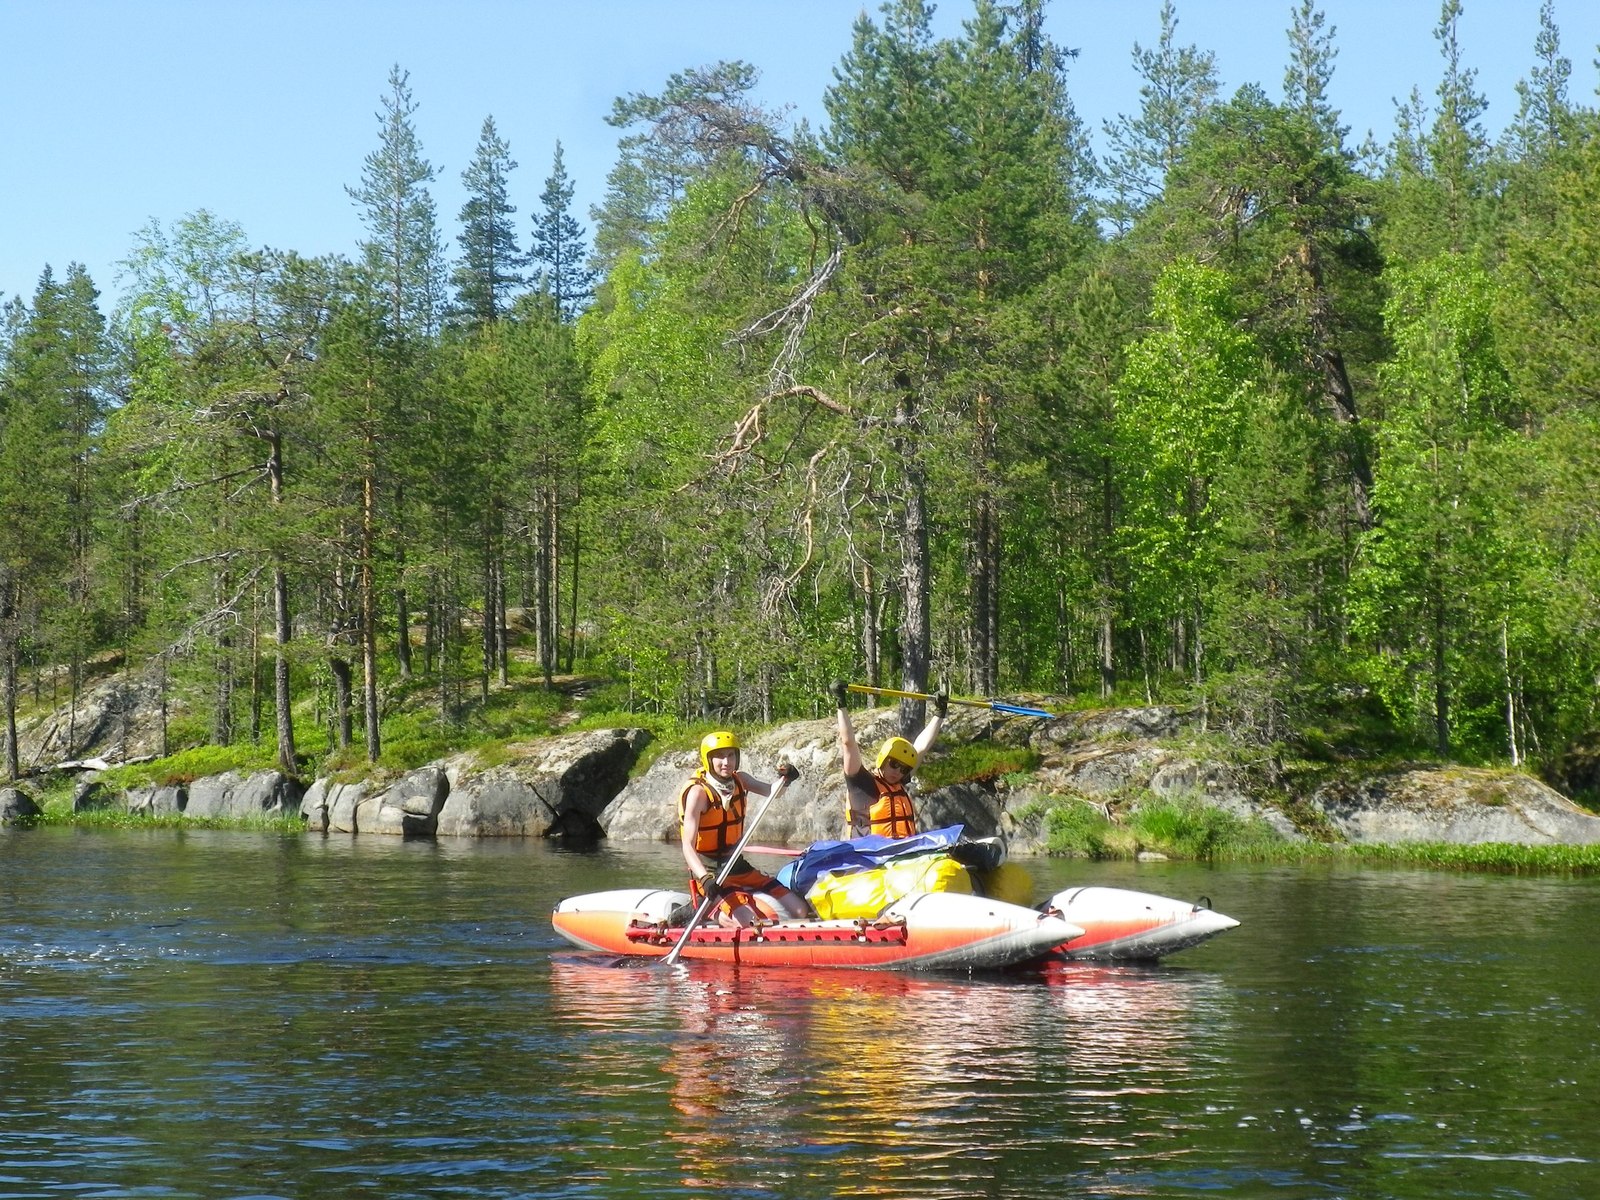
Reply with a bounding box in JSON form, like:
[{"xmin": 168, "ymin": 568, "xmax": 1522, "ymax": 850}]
[
  {"xmin": 829, "ymin": 680, "xmax": 946, "ymax": 840},
  {"xmin": 679, "ymin": 730, "xmax": 808, "ymax": 925}
]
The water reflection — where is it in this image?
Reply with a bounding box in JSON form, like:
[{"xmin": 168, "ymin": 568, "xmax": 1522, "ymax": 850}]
[{"xmin": 546, "ymin": 954, "xmax": 1243, "ymax": 1198}]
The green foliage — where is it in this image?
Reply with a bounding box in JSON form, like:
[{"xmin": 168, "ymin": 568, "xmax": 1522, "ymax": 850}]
[
  {"xmin": 1115, "ymin": 257, "xmax": 1259, "ymax": 670},
  {"xmin": 1041, "ymin": 791, "xmax": 1277, "ymax": 861},
  {"xmin": 917, "ymin": 743, "xmax": 1041, "ymax": 790},
  {"xmin": 98, "ymin": 744, "xmax": 277, "ymax": 791},
  {"xmin": 1128, "ymin": 794, "xmax": 1279, "ymax": 860},
  {"xmin": 1042, "ymin": 797, "xmax": 1126, "ymax": 859}
]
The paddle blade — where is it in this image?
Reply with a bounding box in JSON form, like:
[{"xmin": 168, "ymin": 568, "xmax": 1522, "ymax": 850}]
[{"xmin": 990, "ymin": 701, "xmax": 1054, "ymax": 718}]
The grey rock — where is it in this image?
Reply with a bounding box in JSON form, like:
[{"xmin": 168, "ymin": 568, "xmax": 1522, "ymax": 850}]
[
  {"xmin": 125, "ymin": 784, "xmax": 185, "ymax": 816},
  {"xmin": 1032, "ymin": 705, "xmax": 1185, "ymax": 748},
  {"xmin": 19, "ymin": 674, "xmax": 175, "ymax": 767},
  {"xmin": 184, "ymin": 771, "xmax": 301, "ymax": 820},
  {"xmin": 602, "ymin": 720, "xmax": 838, "ymax": 845},
  {"xmin": 300, "ymin": 778, "xmax": 331, "ymax": 833},
  {"xmin": 601, "ymin": 717, "xmax": 1018, "ymax": 847},
  {"xmin": 1310, "ymin": 768, "xmax": 1600, "ymax": 844},
  {"xmin": 0, "ymin": 786, "xmax": 41, "ymax": 823},
  {"xmin": 436, "ymin": 728, "xmax": 652, "ymax": 838},
  {"xmin": 326, "ymin": 782, "xmax": 371, "ymax": 834},
  {"xmin": 72, "ymin": 777, "xmax": 112, "ymax": 813},
  {"xmin": 365, "ymin": 765, "xmax": 449, "ymax": 837},
  {"xmin": 919, "ymin": 780, "xmax": 1004, "ymax": 838}
]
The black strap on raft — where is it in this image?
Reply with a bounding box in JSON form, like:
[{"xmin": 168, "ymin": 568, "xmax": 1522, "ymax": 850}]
[{"xmin": 947, "ymin": 837, "xmax": 1005, "ymax": 871}]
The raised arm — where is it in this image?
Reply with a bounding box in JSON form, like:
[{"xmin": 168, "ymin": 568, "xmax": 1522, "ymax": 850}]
[
  {"xmin": 831, "ymin": 680, "xmax": 863, "ymax": 775},
  {"xmin": 912, "ymin": 685, "xmax": 948, "ymax": 756}
]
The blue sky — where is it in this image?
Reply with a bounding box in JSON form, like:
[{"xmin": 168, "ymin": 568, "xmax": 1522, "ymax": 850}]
[{"xmin": 3, "ymin": 0, "xmax": 1598, "ymax": 310}]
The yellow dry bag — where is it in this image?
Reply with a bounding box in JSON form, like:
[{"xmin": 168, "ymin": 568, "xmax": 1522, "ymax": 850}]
[{"xmin": 806, "ymin": 852, "xmax": 973, "ymax": 920}]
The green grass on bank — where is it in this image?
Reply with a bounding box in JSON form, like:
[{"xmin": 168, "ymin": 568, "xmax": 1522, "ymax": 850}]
[{"xmin": 1031, "ymin": 793, "xmax": 1600, "ymax": 874}]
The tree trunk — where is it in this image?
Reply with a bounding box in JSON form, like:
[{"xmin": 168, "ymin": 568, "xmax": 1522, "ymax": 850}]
[
  {"xmin": 214, "ymin": 628, "xmax": 234, "ymax": 747},
  {"xmin": 1295, "ymin": 235, "xmax": 1374, "ymax": 529},
  {"xmin": 565, "ymin": 482, "xmax": 580, "ymax": 674},
  {"xmin": 249, "ymin": 617, "xmax": 263, "ymax": 745},
  {"xmin": 860, "ymin": 561, "xmax": 880, "ymax": 695},
  {"xmin": 265, "ymin": 425, "xmax": 298, "ymax": 775},
  {"xmin": 158, "ymin": 659, "xmax": 169, "ymax": 759},
  {"xmin": 1432, "ymin": 583, "xmax": 1450, "ymax": 758},
  {"xmin": 481, "ymin": 526, "xmax": 495, "ymax": 705},
  {"xmin": 895, "ymin": 377, "xmax": 932, "ymax": 733},
  {"xmin": 330, "ymin": 656, "xmax": 353, "ymax": 750},
  {"xmin": 972, "ymin": 387, "xmax": 1000, "ymax": 695},
  {"xmin": 438, "ymin": 591, "xmax": 453, "ymax": 726},
  {"xmin": 362, "ymin": 469, "xmax": 381, "ymax": 763},
  {"xmin": 1099, "ymin": 464, "xmax": 1117, "ymax": 699},
  {"xmin": 1, "ymin": 588, "xmax": 18, "ymax": 784},
  {"xmin": 273, "ymin": 567, "xmax": 295, "ymax": 773},
  {"xmin": 422, "ymin": 577, "xmax": 436, "ymax": 675},
  {"xmin": 540, "ymin": 484, "xmax": 557, "ymax": 686},
  {"xmin": 388, "ymin": 512, "xmax": 409, "ymax": 681},
  {"xmin": 1501, "ymin": 615, "xmax": 1519, "ymax": 767},
  {"xmin": 496, "ymin": 561, "xmax": 509, "ymax": 687}
]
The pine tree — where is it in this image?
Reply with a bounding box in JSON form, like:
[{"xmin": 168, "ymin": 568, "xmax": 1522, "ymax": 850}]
[
  {"xmin": 1379, "ymin": 0, "xmax": 1492, "ymax": 264},
  {"xmin": 1283, "ymin": 0, "xmax": 1347, "ymax": 149},
  {"xmin": 1099, "ymin": 0, "xmax": 1219, "ymax": 232},
  {"xmin": 347, "ymin": 65, "xmax": 446, "ymax": 336},
  {"xmin": 1501, "ymin": 0, "xmax": 1577, "ymax": 166},
  {"xmin": 529, "ymin": 142, "xmax": 596, "ymax": 322},
  {"xmin": 452, "ymin": 116, "xmax": 523, "ymax": 326},
  {"xmin": 346, "ymin": 65, "xmax": 443, "ymax": 680},
  {"xmin": 0, "ymin": 267, "xmax": 106, "ymax": 774}
]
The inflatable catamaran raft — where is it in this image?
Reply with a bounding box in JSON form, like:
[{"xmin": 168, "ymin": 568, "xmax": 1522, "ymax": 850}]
[{"xmin": 551, "ymin": 828, "xmax": 1239, "ymax": 971}]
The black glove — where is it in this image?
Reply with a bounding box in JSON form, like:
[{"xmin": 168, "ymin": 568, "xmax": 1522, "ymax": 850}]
[
  {"xmin": 935, "ymin": 684, "xmax": 948, "ymax": 718},
  {"xmin": 777, "ymin": 762, "xmax": 800, "ymax": 784},
  {"xmin": 696, "ymin": 871, "xmax": 719, "ymax": 899},
  {"xmin": 830, "ymin": 680, "xmax": 849, "ymax": 707}
]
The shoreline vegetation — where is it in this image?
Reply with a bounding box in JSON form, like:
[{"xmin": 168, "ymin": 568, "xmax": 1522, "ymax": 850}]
[
  {"xmin": 26, "ymin": 789, "xmax": 1600, "ymax": 875},
  {"xmin": 12, "ymin": 671, "xmax": 1598, "ymax": 876}
]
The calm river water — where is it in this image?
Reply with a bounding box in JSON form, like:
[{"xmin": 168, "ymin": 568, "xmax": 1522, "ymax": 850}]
[{"xmin": 2, "ymin": 827, "xmax": 1597, "ymax": 1199}]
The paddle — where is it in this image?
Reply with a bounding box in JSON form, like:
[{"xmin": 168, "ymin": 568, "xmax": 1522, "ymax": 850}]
[
  {"xmin": 662, "ymin": 770, "xmax": 792, "ymax": 967},
  {"xmin": 845, "ymin": 682, "xmax": 1054, "ymax": 719}
]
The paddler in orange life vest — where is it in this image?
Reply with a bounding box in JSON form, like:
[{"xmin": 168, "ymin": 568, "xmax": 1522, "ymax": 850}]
[
  {"xmin": 679, "ymin": 731, "xmax": 809, "ymax": 925},
  {"xmin": 829, "ymin": 680, "xmax": 947, "ymax": 839}
]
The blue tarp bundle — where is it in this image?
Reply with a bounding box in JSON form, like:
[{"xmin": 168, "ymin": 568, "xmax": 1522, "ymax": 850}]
[{"xmin": 777, "ymin": 825, "xmax": 966, "ymax": 896}]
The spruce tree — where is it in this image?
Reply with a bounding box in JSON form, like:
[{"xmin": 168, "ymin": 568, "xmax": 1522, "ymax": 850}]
[
  {"xmin": 529, "ymin": 142, "xmax": 596, "ymax": 322},
  {"xmin": 452, "ymin": 116, "xmax": 523, "ymax": 326}
]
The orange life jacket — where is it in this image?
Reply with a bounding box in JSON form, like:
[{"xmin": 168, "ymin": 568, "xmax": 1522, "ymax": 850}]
[
  {"xmin": 862, "ymin": 776, "xmax": 917, "ymax": 839},
  {"xmin": 679, "ymin": 771, "xmax": 747, "ymax": 860}
]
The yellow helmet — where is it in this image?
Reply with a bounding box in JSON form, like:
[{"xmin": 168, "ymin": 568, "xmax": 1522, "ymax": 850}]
[
  {"xmin": 875, "ymin": 736, "xmax": 918, "ymax": 772},
  {"xmin": 699, "ymin": 730, "xmax": 740, "ymax": 773}
]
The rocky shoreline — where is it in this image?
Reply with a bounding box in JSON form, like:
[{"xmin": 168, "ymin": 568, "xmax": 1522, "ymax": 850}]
[{"xmin": 6, "ymin": 701, "xmax": 1600, "ymax": 849}]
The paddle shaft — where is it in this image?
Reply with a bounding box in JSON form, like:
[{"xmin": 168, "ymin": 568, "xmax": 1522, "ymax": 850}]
[
  {"xmin": 847, "ymin": 682, "xmax": 973, "ymax": 707},
  {"xmin": 845, "ymin": 683, "xmax": 1052, "ymax": 718},
  {"xmin": 662, "ymin": 775, "xmax": 789, "ymax": 966}
]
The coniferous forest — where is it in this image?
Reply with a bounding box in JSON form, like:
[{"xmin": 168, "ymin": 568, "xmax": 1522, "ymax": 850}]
[{"xmin": 3, "ymin": 0, "xmax": 1600, "ymax": 787}]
